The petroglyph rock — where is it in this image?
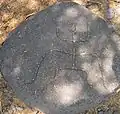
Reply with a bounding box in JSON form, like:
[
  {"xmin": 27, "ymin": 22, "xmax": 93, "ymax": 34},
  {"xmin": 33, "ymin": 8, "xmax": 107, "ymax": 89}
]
[{"xmin": 0, "ymin": 2, "xmax": 120, "ymax": 114}]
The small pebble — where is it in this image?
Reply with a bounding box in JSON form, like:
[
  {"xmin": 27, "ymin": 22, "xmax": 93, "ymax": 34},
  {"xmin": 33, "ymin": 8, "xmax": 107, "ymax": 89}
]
[{"xmin": 106, "ymin": 8, "xmax": 114, "ymax": 19}]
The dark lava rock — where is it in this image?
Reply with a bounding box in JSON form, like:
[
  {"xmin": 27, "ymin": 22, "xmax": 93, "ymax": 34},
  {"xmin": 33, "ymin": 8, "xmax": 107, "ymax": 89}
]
[{"xmin": 0, "ymin": 2, "xmax": 120, "ymax": 114}]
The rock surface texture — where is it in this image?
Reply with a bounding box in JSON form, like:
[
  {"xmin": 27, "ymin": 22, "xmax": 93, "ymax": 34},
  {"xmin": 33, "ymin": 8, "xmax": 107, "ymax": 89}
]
[{"xmin": 0, "ymin": 2, "xmax": 120, "ymax": 114}]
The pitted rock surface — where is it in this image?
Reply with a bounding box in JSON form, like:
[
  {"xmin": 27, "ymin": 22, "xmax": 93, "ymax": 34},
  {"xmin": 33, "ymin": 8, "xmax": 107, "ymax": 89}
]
[{"xmin": 0, "ymin": 2, "xmax": 120, "ymax": 114}]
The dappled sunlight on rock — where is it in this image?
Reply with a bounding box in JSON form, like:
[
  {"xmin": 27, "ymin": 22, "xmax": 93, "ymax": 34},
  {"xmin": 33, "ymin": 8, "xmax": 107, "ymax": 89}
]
[
  {"xmin": 11, "ymin": 66, "xmax": 21, "ymax": 77},
  {"xmin": 107, "ymin": 82, "xmax": 119, "ymax": 93},
  {"xmin": 82, "ymin": 58, "xmax": 119, "ymax": 95},
  {"xmin": 82, "ymin": 60, "xmax": 109, "ymax": 94},
  {"xmin": 103, "ymin": 57, "xmax": 114, "ymax": 73},
  {"xmin": 44, "ymin": 70, "xmax": 87, "ymax": 108},
  {"xmin": 54, "ymin": 83, "xmax": 83, "ymax": 105},
  {"xmin": 80, "ymin": 39, "xmax": 119, "ymax": 95},
  {"xmin": 76, "ymin": 16, "xmax": 88, "ymax": 32},
  {"xmin": 101, "ymin": 57, "xmax": 119, "ymax": 93},
  {"xmin": 65, "ymin": 7, "xmax": 78, "ymax": 18},
  {"xmin": 103, "ymin": 44, "xmax": 115, "ymax": 58},
  {"xmin": 80, "ymin": 37, "xmax": 119, "ymax": 94},
  {"xmin": 77, "ymin": 46, "xmax": 90, "ymax": 58}
]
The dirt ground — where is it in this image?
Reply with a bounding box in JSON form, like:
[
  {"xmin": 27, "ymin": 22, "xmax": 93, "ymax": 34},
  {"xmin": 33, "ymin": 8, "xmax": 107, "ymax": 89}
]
[{"xmin": 1, "ymin": 0, "xmax": 120, "ymax": 114}]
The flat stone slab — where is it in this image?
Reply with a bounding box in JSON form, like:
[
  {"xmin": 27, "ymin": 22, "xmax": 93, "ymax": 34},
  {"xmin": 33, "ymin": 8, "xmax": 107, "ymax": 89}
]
[{"xmin": 0, "ymin": 2, "xmax": 120, "ymax": 114}]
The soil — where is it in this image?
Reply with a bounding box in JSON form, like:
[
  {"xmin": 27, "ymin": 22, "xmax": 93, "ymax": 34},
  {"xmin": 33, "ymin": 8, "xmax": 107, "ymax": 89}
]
[{"xmin": 1, "ymin": 0, "xmax": 120, "ymax": 114}]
